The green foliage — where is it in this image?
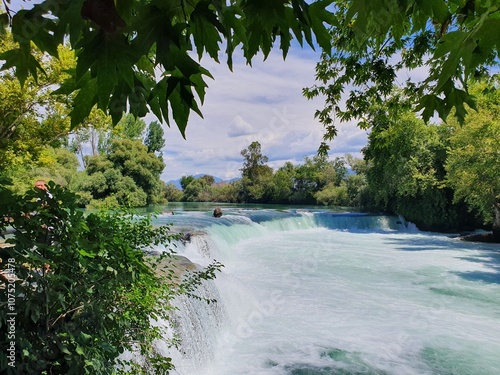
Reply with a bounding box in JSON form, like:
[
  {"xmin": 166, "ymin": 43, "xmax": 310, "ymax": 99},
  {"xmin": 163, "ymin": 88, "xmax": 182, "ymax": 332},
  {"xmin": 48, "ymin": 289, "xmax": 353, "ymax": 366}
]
[
  {"xmin": 314, "ymin": 182, "xmax": 348, "ymax": 206},
  {"xmin": 240, "ymin": 142, "xmax": 271, "ymax": 179},
  {"xmin": 144, "ymin": 121, "xmax": 165, "ymax": 155},
  {"xmin": 177, "ymin": 177, "xmax": 241, "ymax": 203},
  {"xmin": 183, "ymin": 178, "xmax": 211, "ymax": 202},
  {"xmin": 180, "ymin": 175, "xmax": 195, "ymax": 190},
  {"xmin": 93, "ymin": 114, "xmax": 148, "ymax": 156},
  {"xmin": 108, "ymin": 139, "xmax": 164, "ymax": 201},
  {"xmin": 445, "ymin": 78, "xmax": 500, "ymax": 235},
  {"xmin": 304, "ymin": 0, "xmax": 499, "ymax": 153},
  {"xmin": 77, "ymin": 139, "xmax": 165, "ymax": 207},
  {"xmin": 69, "ymin": 108, "xmax": 113, "ymax": 163},
  {"xmin": 1, "ymin": 146, "xmax": 80, "ymax": 195},
  {"xmin": 0, "ymin": 32, "xmax": 74, "ymax": 170},
  {"xmin": 0, "ymin": 181, "xmax": 223, "ymax": 374},
  {"xmin": 269, "ymin": 162, "xmax": 296, "ymax": 203},
  {"xmin": 173, "ymin": 142, "xmax": 363, "ymax": 206},
  {"xmin": 163, "ymin": 183, "xmax": 183, "ymax": 202},
  {"xmin": 0, "ymin": 0, "xmax": 335, "ymax": 134},
  {"xmin": 291, "ymin": 155, "xmax": 347, "ymax": 204},
  {"xmin": 362, "ymin": 110, "xmax": 478, "ymax": 231},
  {"xmin": 209, "ymin": 181, "xmax": 240, "ymax": 203},
  {"xmin": 172, "ymin": 143, "xmax": 363, "ymax": 206},
  {"xmin": 200, "ymin": 175, "xmax": 216, "ymax": 186},
  {"xmin": 239, "ymin": 141, "xmax": 273, "ymax": 202}
]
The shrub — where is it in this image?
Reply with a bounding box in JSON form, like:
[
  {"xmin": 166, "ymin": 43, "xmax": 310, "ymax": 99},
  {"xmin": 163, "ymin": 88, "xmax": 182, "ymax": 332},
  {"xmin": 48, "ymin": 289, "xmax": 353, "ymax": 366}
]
[{"xmin": 0, "ymin": 181, "xmax": 222, "ymax": 374}]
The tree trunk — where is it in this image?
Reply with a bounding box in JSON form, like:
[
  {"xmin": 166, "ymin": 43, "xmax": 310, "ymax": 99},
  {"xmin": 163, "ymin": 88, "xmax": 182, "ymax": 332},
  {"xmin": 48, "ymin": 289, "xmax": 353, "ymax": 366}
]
[{"xmin": 493, "ymin": 201, "xmax": 500, "ymax": 241}]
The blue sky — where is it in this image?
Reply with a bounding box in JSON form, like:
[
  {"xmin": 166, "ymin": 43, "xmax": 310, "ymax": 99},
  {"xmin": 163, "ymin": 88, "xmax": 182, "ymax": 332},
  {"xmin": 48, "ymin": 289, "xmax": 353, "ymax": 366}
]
[{"xmin": 150, "ymin": 46, "xmax": 369, "ymax": 182}]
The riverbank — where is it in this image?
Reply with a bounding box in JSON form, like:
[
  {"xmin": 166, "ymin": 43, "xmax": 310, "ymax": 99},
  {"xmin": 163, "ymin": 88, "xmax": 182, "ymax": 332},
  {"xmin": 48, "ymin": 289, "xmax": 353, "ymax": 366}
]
[{"xmin": 461, "ymin": 232, "xmax": 500, "ymax": 243}]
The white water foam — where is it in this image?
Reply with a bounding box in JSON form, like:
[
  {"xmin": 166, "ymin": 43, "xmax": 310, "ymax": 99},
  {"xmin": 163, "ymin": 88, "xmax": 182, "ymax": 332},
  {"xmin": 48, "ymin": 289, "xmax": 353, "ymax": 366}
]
[{"xmin": 153, "ymin": 211, "xmax": 500, "ymax": 375}]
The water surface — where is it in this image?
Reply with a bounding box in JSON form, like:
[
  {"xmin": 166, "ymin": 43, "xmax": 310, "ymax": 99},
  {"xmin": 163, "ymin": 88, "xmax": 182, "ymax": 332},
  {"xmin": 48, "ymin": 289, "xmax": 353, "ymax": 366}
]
[{"xmin": 149, "ymin": 208, "xmax": 500, "ymax": 375}]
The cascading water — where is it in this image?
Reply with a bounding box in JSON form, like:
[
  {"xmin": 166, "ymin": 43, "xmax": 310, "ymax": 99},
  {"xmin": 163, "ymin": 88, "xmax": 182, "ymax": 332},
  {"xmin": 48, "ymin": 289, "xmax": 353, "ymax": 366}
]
[{"xmin": 150, "ymin": 208, "xmax": 500, "ymax": 375}]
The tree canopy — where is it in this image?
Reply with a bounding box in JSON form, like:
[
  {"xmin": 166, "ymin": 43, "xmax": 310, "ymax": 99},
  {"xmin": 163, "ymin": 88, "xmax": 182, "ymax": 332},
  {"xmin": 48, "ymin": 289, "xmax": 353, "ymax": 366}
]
[
  {"xmin": 2, "ymin": 0, "xmax": 499, "ymax": 142},
  {"xmin": 445, "ymin": 78, "xmax": 500, "ymax": 237},
  {"xmin": 303, "ymin": 0, "xmax": 500, "ymax": 153},
  {"xmin": 0, "ymin": 0, "xmax": 335, "ymax": 135}
]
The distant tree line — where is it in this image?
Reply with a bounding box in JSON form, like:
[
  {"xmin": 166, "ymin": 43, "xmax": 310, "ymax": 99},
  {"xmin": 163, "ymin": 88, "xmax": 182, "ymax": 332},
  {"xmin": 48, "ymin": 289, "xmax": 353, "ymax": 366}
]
[{"xmin": 168, "ymin": 141, "xmax": 365, "ymax": 208}]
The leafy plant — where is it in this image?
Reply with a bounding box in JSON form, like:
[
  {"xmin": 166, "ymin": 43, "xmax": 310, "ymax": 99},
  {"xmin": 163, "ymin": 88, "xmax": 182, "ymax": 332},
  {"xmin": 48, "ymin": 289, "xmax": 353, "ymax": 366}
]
[
  {"xmin": 304, "ymin": 0, "xmax": 500, "ymax": 154},
  {"xmin": 0, "ymin": 181, "xmax": 223, "ymax": 374},
  {"xmin": 0, "ymin": 0, "xmax": 334, "ymax": 133}
]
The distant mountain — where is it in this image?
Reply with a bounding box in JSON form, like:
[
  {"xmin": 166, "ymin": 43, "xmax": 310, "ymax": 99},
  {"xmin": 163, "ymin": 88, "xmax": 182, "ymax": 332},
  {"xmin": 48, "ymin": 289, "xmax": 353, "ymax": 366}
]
[{"xmin": 165, "ymin": 175, "xmax": 240, "ymax": 190}]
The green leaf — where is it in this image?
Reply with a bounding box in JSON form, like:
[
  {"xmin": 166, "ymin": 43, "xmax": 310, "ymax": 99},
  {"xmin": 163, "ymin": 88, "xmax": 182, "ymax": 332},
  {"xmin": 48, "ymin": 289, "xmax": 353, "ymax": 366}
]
[
  {"xmin": 97, "ymin": 41, "xmax": 118, "ymax": 110},
  {"xmin": 60, "ymin": 346, "xmax": 72, "ymax": 355},
  {"xmin": 31, "ymin": 22, "xmax": 60, "ymax": 57},
  {"xmin": 0, "ymin": 46, "xmax": 44, "ymax": 86},
  {"xmin": 166, "ymin": 78, "xmax": 189, "ymax": 138},
  {"xmin": 136, "ymin": 55, "xmax": 155, "ymax": 76},
  {"xmin": 190, "ymin": 1, "xmax": 223, "ymax": 61},
  {"xmin": 70, "ymin": 76, "xmax": 98, "ymax": 129},
  {"xmin": 52, "ymin": 69, "xmax": 77, "ymax": 95},
  {"xmin": 116, "ymin": 55, "xmax": 135, "ymax": 91},
  {"xmin": 0, "ymin": 13, "xmax": 9, "ymax": 34},
  {"xmin": 148, "ymin": 77, "xmax": 169, "ymax": 123},
  {"xmin": 78, "ymin": 248, "xmax": 96, "ymax": 258},
  {"xmin": 75, "ymin": 32, "xmax": 102, "ymax": 83},
  {"xmin": 55, "ymin": 0, "xmax": 86, "ymax": 46},
  {"xmin": 109, "ymin": 80, "xmax": 127, "ymax": 124},
  {"xmin": 309, "ymin": 1, "xmax": 337, "ymax": 53}
]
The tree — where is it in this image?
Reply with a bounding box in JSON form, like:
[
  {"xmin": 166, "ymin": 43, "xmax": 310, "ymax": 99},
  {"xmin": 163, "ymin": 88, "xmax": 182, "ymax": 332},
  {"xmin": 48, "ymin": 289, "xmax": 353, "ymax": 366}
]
[
  {"xmin": 1, "ymin": 0, "xmax": 335, "ymax": 135},
  {"xmin": 69, "ymin": 108, "xmax": 113, "ymax": 166},
  {"xmin": 180, "ymin": 175, "xmax": 195, "ymax": 190},
  {"xmin": 2, "ymin": 146, "xmax": 80, "ymax": 194},
  {"xmin": 97, "ymin": 114, "xmax": 147, "ymax": 155},
  {"xmin": 107, "ymin": 139, "xmax": 165, "ymax": 204},
  {"xmin": 363, "ymin": 111, "xmax": 477, "ymax": 231},
  {"xmin": 314, "ymin": 182, "xmax": 349, "ymax": 206},
  {"xmin": 76, "ymin": 139, "xmax": 166, "ymax": 207},
  {"xmin": 270, "ymin": 162, "xmax": 296, "ymax": 203},
  {"xmin": 239, "ymin": 141, "xmax": 273, "ymax": 202},
  {"xmin": 291, "ymin": 154, "xmax": 347, "ymax": 204},
  {"xmin": 200, "ymin": 174, "xmax": 216, "ymax": 186},
  {"xmin": 240, "ymin": 141, "xmax": 270, "ymax": 180},
  {"xmin": 163, "ymin": 182, "xmax": 183, "ymax": 202},
  {"xmin": 144, "ymin": 120, "xmax": 165, "ymax": 155},
  {"xmin": 113, "ymin": 113, "xmax": 146, "ymax": 140},
  {"xmin": 209, "ymin": 181, "xmax": 240, "ymax": 203},
  {"xmin": 3, "ymin": 1, "xmax": 500, "ymax": 150},
  {"xmin": 303, "ymin": 1, "xmax": 500, "ymax": 154},
  {"xmin": 445, "ymin": 78, "xmax": 500, "ymax": 239},
  {"xmin": 183, "ymin": 178, "xmax": 210, "ymax": 202},
  {"xmin": 0, "ymin": 32, "xmax": 74, "ymax": 170}
]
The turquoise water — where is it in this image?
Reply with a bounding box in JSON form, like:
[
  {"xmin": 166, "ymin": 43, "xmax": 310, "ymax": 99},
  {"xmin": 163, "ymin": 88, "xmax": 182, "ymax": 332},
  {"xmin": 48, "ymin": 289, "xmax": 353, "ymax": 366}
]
[{"xmin": 150, "ymin": 207, "xmax": 500, "ymax": 375}]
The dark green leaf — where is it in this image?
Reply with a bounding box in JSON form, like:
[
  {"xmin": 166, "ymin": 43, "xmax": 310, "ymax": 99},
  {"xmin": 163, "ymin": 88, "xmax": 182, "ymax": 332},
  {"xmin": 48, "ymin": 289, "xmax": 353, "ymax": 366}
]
[{"xmin": 71, "ymin": 76, "xmax": 98, "ymax": 129}]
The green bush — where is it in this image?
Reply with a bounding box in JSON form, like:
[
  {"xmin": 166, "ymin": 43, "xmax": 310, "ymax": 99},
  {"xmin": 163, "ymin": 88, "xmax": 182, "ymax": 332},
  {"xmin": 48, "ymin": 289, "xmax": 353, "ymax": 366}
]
[{"xmin": 0, "ymin": 181, "xmax": 222, "ymax": 374}]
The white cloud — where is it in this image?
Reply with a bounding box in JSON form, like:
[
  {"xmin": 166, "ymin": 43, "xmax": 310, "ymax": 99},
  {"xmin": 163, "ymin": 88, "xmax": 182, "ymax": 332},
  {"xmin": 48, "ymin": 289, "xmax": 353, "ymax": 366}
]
[
  {"xmin": 228, "ymin": 116, "xmax": 255, "ymax": 137},
  {"xmin": 156, "ymin": 49, "xmax": 368, "ymax": 181}
]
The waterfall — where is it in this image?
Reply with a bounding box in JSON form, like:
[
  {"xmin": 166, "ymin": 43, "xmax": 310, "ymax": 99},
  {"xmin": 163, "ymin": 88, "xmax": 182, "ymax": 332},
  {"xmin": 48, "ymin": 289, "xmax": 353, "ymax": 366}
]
[
  {"xmin": 166, "ymin": 279, "xmax": 227, "ymax": 373},
  {"xmin": 148, "ymin": 211, "xmax": 421, "ymax": 372},
  {"xmin": 150, "ymin": 210, "xmax": 500, "ymax": 375}
]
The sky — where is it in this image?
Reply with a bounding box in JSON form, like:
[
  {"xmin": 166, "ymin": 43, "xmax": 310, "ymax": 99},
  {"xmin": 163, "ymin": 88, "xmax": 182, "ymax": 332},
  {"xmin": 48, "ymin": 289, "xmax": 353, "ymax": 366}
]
[{"xmin": 147, "ymin": 47, "xmax": 369, "ymax": 182}]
